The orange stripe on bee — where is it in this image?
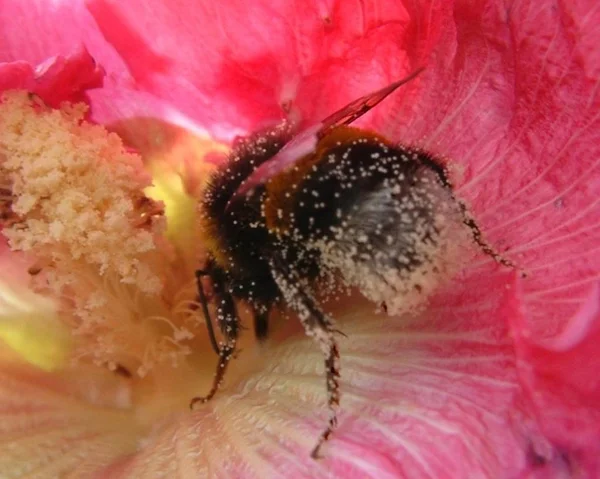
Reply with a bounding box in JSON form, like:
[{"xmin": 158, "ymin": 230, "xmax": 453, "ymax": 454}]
[{"xmin": 263, "ymin": 126, "xmax": 393, "ymax": 234}]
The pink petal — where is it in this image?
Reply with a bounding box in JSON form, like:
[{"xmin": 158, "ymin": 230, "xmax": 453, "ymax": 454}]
[
  {"xmin": 0, "ymin": 0, "xmax": 122, "ymax": 74},
  {"xmin": 0, "ymin": 358, "xmax": 141, "ymax": 477},
  {"xmin": 0, "ymin": 0, "xmax": 111, "ymax": 108},
  {"xmin": 94, "ymin": 270, "xmax": 532, "ymax": 478},
  {"xmin": 0, "ymin": 48, "xmax": 104, "ymax": 107},
  {"xmin": 31, "ymin": 48, "xmax": 105, "ymax": 107},
  {"xmin": 0, "ymin": 0, "xmax": 118, "ymax": 110},
  {"xmin": 0, "ymin": 0, "xmax": 176, "ymax": 127},
  {"xmin": 86, "ymin": 0, "xmax": 419, "ymax": 139},
  {"xmin": 0, "ymin": 62, "xmax": 32, "ymax": 92},
  {"xmin": 0, "ymin": 0, "xmax": 597, "ymax": 477},
  {"xmin": 510, "ymin": 281, "xmax": 600, "ymax": 476},
  {"xmin": 371, "ymin": 0, "xmax": 600, "ymax": 343}
]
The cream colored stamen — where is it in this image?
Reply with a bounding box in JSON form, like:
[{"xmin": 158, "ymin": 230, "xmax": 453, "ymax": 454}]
[{"xmin": 0, "ymin": 91, "xmax": 205, "ymax": 381}]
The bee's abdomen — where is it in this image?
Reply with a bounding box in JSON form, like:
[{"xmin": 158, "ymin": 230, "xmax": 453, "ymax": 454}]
[{"xmin": 285, "ymin": 128, "xmax": 461, "ymax": 314}]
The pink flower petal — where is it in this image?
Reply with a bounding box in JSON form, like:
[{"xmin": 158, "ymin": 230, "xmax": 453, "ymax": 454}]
[
  {"xmin": 370, "ymin": 0, "xmax": 599, "ymax": 343},
  {"xmin": 0, "ymin": 48, "xmax": 104, "ymax": 107},
  {"xmin": 0, "ymin": 358, "xmax": 141, "ymax": 477},
  {"xmin": 93, "ymin": 270, "xmax": 532, "ymax": 478},
  {"xmin": 0, "ymin": 62, "xmax": 32, "ymax": 92},
  {"xmin": 0, "ymin": 1, "xmax": 180, "ymax": 128},
  {"xmin": 86, "ymin": 0, "xmax": 421, "ymax": 138},
  {"xmin": 1, "ymin": 0, "xmax": 110, "ymax": 108},
  {"xmin": 0, "ymin": 0, "xmax": 597, "ymax": 477},
  {"xmin": 31, "ymin": 48, "xmax": 105, "ymax": 107},
  {"xmin": 0, "ymin": 0, "xmax": 119, "ymax": 110},
  {"xmin": 0, "ymin": 0, "xmax": 122, "ymax": 74},
  {"xmin": 510, "ymin": 281, "xmax": 600, "ymax": 476}
]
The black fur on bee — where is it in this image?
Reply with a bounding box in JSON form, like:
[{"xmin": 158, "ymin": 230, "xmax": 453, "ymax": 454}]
[{"xmin": 190, "ymin": 121, "xmax": 514, "ymax": 459}]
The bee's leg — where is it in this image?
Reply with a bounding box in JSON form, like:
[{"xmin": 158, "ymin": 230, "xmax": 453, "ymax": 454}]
[
  {"xmin": 270, "ymin": 260, "xmax": 341, "ymax": 459},
  {"xmin": 195, "ymin": 269, "xmax": 220, "ymax": 355},
  {"xmin": 190, "ymin": 283, "xmax": 239, "ymax": 408},
  {"xmin": 456, "ymin": 200, "xmax": 517, "ymax": 269},
  {"xmin": 422, "ymin": 159, "xmax": 517, "ymax": 270}
]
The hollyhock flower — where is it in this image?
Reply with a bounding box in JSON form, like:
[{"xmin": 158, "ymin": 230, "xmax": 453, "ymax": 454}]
[{"xmin": 0, "ymin": 0, "xmax": 598, "ymax": 478}]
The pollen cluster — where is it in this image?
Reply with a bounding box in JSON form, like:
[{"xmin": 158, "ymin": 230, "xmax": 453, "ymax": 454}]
[
  {"xmin": 0, "ymin": 92, "xmax": 166, "ymax": 292},
  {"xmin": 0, "ymin": 91, "xmax": 199, "ymax": 376}
]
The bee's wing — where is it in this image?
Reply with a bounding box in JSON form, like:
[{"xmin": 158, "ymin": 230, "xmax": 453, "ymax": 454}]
[
  {"xmin": 232, "ymin": 67, "xmax": 425, "ymax": 200},
  {"xmin": 317, "ymin": 66, "xmax": 425, "ymax": 134}
]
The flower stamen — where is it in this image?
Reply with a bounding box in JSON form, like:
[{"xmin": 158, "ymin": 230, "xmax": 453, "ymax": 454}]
[{"xmin": 0, "ymin": 91, "xmax": 208, "ymax": 382}]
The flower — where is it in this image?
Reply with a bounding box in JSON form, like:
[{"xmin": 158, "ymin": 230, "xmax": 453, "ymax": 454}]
[{"xmin": 0, "ymin": 0, "xmax": 598, "ymax": 478}]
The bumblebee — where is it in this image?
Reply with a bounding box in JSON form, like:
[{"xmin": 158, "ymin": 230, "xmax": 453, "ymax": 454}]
[{"xmin": 190, "ymin": 69, "xmax": 512, "ymax": 458}]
